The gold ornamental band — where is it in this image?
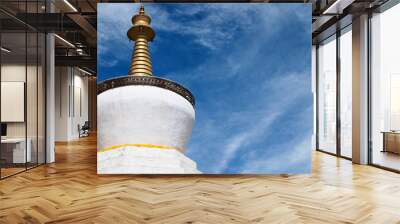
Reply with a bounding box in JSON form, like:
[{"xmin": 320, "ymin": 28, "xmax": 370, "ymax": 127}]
[{"xmin": 98, "ymin": 143, "xmax": 181, "ymax": 153}]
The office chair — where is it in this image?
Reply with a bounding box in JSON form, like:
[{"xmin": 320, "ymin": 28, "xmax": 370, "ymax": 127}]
[{"xmin": 79, "ymin": 121, "xmax": 90, "ymax": 138}]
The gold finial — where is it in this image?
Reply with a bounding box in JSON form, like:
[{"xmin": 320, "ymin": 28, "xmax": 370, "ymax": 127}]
[
  {"xmin": 139, "ymin": 5, "xmax": 145, "ymax": 15},
  {"xmin": 127, "ymin": 5, "xmax": 155, "ymax": 76}
]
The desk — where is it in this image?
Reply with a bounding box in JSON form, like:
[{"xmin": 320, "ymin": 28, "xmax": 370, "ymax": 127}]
[
  {"xmin": 382, "ymin": 131, "xmax": 400, "ymax": 154},
  {"xmin": 1, "ymin": 138, "xmax": 31, "ymax": 163}
]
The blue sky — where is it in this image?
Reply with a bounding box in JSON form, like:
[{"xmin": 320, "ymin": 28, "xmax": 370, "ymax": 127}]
[{"xmin": 98, "ymin": 3, "xmax": 312, "ymax": 174}]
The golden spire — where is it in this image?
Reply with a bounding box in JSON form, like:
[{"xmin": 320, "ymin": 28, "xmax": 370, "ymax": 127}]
[{"xmin": 127, "ymin": 5, "xmax": 155, "ymax": 76}]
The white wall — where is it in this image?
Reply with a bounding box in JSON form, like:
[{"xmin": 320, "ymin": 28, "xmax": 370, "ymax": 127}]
[
  {"xmin": 55, "ymin": 67, "xmax": 89, "ymax": 141},
  {"xmin": 1, "ymin": 65, "xmax": 27, "ymax": 141},
  {"xmin": 72, "ymin": 72, "xmax": 89, "ymax": 138},
  {"xmin": 1, "ymin": 63, "xmax": 46, "ymax": 164},
  {"xmin": 55, "ymin": 66, "xmax": 69, "ymax": 141},
  {"xmin": 1, "ymin": 64, "xmax": 41, "ymax": 138},
  {"xmin": 1, "ymin": 65, "xmax": 26, "ymax": 130}
]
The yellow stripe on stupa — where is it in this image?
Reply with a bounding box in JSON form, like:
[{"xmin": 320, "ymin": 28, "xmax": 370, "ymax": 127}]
[{"xmin": 97, "ymin": 143, "xmax": 181, "ymax": 153}]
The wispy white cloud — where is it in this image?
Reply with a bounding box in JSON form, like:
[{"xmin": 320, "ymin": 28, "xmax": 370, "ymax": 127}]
[
  {"xmin": 98, "ymin": 4, "xmax": 238, "ymax": 52},
  {"xmin": 101, "ymin": 59, "xmax": 118, "ymax": 68},
  {"xmin": 214, "ymin": 113, "xmax": 279, "ymax": 173},
  {"xmin": 98, "ymin": 3, "xmax": 306, "ymax": 52},
  {"xmin": 175, "ymin": 5, "xmax": 311, "ymax": 173},
  {"xmin": 188, "ymin": 70, "xmax": 311, "ymax": 173},
  {"xmin": 98, "ymin": 4, "xmax": 138, "ymax": 61},
  {"xmin": 239, "ymin": 133, "xmax": 312, "ymax": 173}
]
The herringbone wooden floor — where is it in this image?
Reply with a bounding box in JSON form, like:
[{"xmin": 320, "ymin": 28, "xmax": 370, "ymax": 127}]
[{"xmin": 1, "ymin": 135, "xmax": 400, "ymax": 224}]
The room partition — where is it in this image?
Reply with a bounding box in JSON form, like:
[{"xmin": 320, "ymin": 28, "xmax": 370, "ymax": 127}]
[{"xmin": 0, "ymin": 0, "xmax": 47, "ymax": 179}]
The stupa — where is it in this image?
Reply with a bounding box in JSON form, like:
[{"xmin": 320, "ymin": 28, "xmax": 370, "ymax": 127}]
[{"xmin": 97, "ymin": 5, "xmax": 200, "ymax": 174}]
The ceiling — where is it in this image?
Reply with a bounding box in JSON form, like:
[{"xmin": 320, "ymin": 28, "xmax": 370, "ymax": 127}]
[
  {"xmin": 311, "ymin": 0, "xmax": 391, "ymax": 43},
  {"xmin": 1, "ymin": 0, "xmax": 98, "ymax": 74}
]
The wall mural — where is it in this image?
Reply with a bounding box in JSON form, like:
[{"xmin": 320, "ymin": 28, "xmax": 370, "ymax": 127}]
[{"xmin": 97, "ymin": 3, "xmax": 312, "ymax": 174}]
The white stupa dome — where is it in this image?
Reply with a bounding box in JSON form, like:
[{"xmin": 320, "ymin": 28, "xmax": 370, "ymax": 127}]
[{"xmin": 97, "ymin": 76, "xmax": 195, "ymax": 154}]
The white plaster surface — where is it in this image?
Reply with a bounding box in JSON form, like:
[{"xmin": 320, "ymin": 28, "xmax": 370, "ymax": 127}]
[
  {"xmin": 97, "ymin": 146, "xmax": 201, "ymax": 174},
  {"xmin": 97, "ymin": 85, "xmax": 198, "ymax": 174},
  {"xmin": 97, "ymin": 85, "xmax": 195, "ymax": 153}
]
